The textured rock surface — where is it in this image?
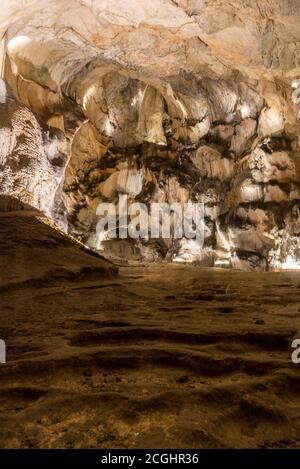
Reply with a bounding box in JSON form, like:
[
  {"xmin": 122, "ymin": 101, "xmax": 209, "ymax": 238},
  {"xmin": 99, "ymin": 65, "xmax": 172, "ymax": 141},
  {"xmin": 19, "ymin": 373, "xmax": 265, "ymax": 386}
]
[
  {"xmin": 0, "ymin": 100, "xmax": 68, "ymax": 222},
  {"xmin": 3, "ymin": 1, "xmax": 300, "ymax": 452},
  {"xmin": 1, "ymin": 218, "xmax": 300, "ymax": 447},
  {"xmin": 1, "ymin": 0, "xmax": 300, "ymax": 269}
]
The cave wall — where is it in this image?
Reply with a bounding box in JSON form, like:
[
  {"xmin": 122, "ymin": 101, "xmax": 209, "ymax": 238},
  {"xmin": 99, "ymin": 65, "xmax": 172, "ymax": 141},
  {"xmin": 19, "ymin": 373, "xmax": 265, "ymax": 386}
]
[
  {"xmin": 1, "ymin": 0, "xmax": 300, "ymax": 269},
  {"xmin": 0, "ymin": 98, "xmax": 67, "ymax": 219},
  {"xmin": 62, "ymin": 75, "xmax": 300, "ymax": 269}
]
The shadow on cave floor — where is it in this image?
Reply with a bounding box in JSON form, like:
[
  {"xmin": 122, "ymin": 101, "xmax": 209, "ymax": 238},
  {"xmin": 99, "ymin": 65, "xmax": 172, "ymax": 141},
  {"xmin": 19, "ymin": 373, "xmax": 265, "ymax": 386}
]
[{"xmin": 1, "ymin": 208, "xmax": 300, "ymax": 448}]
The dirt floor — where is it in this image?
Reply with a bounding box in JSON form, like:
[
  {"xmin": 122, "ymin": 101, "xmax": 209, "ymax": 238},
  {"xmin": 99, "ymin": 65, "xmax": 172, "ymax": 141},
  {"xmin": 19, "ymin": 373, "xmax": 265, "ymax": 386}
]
[{"xmin": 1, "ymin": 212, "xmax": 300, "ymax": 448}]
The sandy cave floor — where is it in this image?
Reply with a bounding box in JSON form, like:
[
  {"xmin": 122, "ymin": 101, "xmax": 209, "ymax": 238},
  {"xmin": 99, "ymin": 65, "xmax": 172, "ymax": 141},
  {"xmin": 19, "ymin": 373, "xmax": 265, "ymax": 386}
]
[{"xmin": 1, "ymin": 213, "xmax": 300, "ymax": 448}]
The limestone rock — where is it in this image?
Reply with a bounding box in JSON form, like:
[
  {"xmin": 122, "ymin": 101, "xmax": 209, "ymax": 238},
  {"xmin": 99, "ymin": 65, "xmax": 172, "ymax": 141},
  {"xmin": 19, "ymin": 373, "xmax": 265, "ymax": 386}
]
[{"xmin": 1, "ymin": 0, "xmax": 300, "ymax": 269}]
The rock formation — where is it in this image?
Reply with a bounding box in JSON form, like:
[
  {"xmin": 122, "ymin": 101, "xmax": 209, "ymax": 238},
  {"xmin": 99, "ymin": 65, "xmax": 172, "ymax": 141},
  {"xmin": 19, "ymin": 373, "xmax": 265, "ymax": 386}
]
[{"xmin": 1, "ymin": 0, "xmax": 300, "ymax": 269}]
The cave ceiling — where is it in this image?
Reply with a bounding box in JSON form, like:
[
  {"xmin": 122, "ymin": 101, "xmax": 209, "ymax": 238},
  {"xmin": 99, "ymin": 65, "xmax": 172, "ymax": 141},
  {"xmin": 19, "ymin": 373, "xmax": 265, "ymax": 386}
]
[{"xmin": 1, "ymin": 0, "xmax": 300, "ymax": 269}]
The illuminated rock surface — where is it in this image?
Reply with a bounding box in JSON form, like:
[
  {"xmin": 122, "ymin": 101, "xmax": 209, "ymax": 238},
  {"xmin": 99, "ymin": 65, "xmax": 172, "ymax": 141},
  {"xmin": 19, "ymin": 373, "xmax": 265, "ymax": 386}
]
[
  {"xmin": 1, "ymin": 0, "xmax": 300, "ymax": 268},
  {"xmin": 1, "ymin": 2, "xmax": 300, "ymax": 450}
]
